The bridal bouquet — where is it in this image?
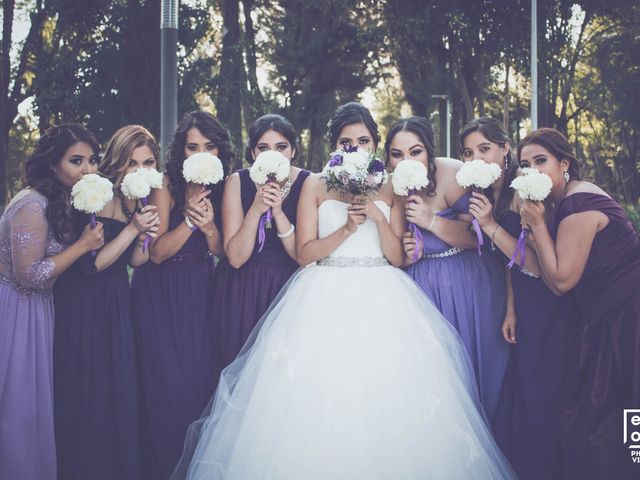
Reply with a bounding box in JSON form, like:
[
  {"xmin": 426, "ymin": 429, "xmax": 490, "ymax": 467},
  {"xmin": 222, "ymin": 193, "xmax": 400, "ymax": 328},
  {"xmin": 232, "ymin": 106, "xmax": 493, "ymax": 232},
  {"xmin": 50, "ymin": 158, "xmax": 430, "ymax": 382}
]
[
  {"xmin": 455, "ymin": 159, "xmax": 501, "ymax": 255},
  {"xmin": 71, "ymin": 173, "xmax": 114, "ymax": 256},
  {"xmin": 249, "ymin": 150, "xmax": 291, "ymax": 252},
  {"xmin": 392, "ymin": 159, "xmax": 430, "ymax": 262},
  {"xmin": 507, "ymin": 168, "xmax": 552, "ymax": 268},
  {"xmin": 121, "ymin": 168, "xmax": 164, "ymax": 251},
  {"xmin": 321, "ymin": 146, "xmax": 387, "ymax": 198}
]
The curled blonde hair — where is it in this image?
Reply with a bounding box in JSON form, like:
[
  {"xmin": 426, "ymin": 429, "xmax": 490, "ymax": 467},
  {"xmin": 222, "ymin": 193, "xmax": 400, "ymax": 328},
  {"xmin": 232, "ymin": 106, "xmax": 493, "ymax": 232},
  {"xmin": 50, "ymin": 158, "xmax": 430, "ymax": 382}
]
[{"xmin": 100, "ymin": 125, "xmax": 159, "ymax": 187}]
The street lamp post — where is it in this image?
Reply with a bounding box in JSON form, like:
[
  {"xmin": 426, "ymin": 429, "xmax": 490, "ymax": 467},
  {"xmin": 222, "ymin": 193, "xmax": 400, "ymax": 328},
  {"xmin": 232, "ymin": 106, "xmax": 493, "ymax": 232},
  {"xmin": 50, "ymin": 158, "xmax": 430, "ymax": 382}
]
[
  {"xmin": 431, "ymin": 95, "xmax": 451, "ymax": 158},
  {"xmin": 531, "ymin": 0, "xmax": 538, "ymax": 130},
  {"xmin": 160, "ymin": 0, "xmax": 179, "ymax": 166}
]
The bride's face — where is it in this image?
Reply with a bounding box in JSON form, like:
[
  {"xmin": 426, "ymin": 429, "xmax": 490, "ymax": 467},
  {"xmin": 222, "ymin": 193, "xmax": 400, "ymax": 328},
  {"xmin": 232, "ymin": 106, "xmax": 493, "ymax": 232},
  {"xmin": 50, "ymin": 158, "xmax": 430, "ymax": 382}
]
[
  {"xmin": 335, "ymin": 122, "xmax": 375, "ymax": 153},
  {"xmin": 387, "ymin": 131, "xmax": 429, "ymax": 169}
]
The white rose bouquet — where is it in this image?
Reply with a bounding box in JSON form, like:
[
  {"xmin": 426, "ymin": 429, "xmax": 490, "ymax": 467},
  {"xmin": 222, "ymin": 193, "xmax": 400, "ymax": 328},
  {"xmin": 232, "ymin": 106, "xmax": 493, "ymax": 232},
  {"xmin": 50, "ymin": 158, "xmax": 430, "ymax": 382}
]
[
  {"xmin": 456, "ymin": 159, "xmax": 502, "ymax": 255},
  {"xmin": 120, "ymin": 168, "xmax": 164, "ymax": 251},
  {"xmin": 507, "ymin": 168, "xmax": 552, "ymax": 268},
  {"xmin": 249, "ymin": 150, "xmax": 291, "ymax": 252},
  {"xmin": 71, "ymin": 173, "xmax": 114, "ymax": 256},
  {"xmin": 392, "ymin": 159, "xmax": 430, "ymax": 261},
  {"xmin": 321, "ymin": 146, "xmax": 387, "ymax": 199}
]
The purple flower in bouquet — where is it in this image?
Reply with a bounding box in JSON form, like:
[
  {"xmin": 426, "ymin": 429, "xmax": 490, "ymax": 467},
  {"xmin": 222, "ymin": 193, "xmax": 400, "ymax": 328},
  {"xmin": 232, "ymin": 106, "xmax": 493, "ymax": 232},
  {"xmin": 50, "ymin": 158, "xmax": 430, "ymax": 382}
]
[
  {"xmin": 368, "ymin": 159, "xmax": 385, "ymax": 174},
  {"xmin": 328, "ymin": 153, "xmax": 343, "ymax": 167}
]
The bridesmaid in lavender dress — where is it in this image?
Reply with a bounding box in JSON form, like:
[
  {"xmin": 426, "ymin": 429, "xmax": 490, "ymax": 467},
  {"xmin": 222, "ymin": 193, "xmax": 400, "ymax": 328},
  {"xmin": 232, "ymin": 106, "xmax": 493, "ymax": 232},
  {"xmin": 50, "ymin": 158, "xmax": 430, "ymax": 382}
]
[
  {"xmin": 387, "ymin": 117, "xmax": 509, "ymax": 426},
  {"xmin": 463, "ymin": 118, "xmax": 572, "ymax": 480},
  {"xmin": 53, "ymin": 125, "xmax": 160, "ymax": 480},
  {"xmin": 519, "ymin": 128, "xmax": 640, "ymax": 480},
  {"xmin": 211, "ymin": 114, "xmax": 309, "ymax": 377},
  {"xmin": 0, "ymin": 124, "xmax": 104, "ymax": 480},
  {"xmin": 131, "ymin": 112, "xmax": 233, "ymax": 480}
]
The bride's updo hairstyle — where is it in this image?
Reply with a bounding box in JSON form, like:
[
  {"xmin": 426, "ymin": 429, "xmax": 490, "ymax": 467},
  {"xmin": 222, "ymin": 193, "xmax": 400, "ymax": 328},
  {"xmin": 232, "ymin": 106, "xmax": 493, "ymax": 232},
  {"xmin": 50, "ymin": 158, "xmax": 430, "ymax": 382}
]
[{"xmin": 327, "ymin": 102, "xmax": 381, "ymax": 151}]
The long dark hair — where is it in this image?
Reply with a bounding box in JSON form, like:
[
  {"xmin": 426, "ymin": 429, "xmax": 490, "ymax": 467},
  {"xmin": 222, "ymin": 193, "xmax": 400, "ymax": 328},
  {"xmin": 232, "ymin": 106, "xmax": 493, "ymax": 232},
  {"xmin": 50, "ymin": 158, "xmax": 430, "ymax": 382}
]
[
  {"xmin": 23, "ymin": 123, "xmax": 100, "ymax": 243},
  {"xmin": 384, "ymin": 117, "xmax": 438, "ymax": 197},
  {"xmin": 460, "ymin": 117, "xmax": 517, "ymax": 219},
  {"xmin": 327, "ymin": 102, "xmax": 381, "ymax": 150},
  {"xmin": 165, "ymin": 111, "xmax": 235, "ymax": 212},
  {"xmin": 517, "ymin": 128, "xmax": 582, "ymax": 180}
]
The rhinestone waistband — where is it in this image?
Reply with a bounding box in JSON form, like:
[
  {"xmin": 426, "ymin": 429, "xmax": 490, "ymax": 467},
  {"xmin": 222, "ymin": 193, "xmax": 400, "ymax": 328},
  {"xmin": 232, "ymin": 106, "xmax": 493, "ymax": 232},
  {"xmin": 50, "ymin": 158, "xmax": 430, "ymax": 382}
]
[
  {"xmin": 317, "ymin": 256, "xmax": 390, "ymax": 268},
  {"xmin": 171, "ymin": 251, "xmax": 215, "ymax": 263},
  {"xmin": 423, "ymin": 246, "xmax": 464, "ymax": 260},
  {"xmin": 0, "ymin": 274, "xmax": 52, "ymax": 298}
]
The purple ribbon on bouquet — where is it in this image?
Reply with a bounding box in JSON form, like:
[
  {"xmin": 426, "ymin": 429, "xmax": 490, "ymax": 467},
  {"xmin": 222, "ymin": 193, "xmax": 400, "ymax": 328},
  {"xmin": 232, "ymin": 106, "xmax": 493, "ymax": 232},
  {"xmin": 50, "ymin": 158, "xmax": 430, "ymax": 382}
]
[
  {"xmin": 257, "ymin": 209, "xmax": 272, "ymax": 253},
  {"xmin": 407, "ymin": 190, "xmax": 423, "ymax": 262},
  {"xmin": 89, "ymin": 213, "xmax": 98, "ymax": 257},
  {"xmin": 507, "ymin": 228, "xmax": 528, "ymax": 269},
  {"xmin": 470, "ymin": 187, "xmax": 484, "ymax": 256},
  {"xmin": 140, "ymin": 197, "xmax": 152, "ymax": 252}
]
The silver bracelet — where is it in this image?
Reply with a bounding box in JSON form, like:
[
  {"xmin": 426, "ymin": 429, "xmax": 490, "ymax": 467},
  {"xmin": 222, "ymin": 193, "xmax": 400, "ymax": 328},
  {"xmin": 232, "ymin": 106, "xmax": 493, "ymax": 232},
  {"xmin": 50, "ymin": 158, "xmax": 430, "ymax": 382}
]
[
  {"xmin": 184, "ymin": 216, "xmax": 197, "ymax": 231},
  {"xmin": 277, "ymin": 224, "xmax": 295, "ymax": 239}
]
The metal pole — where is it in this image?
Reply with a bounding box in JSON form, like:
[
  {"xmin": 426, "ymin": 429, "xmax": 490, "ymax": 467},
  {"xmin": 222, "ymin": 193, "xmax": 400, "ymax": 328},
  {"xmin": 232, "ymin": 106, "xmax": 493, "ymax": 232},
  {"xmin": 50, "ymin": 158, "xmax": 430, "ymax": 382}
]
[
  {"xmin": 160, "ymin": 0, "xmax": 179, "ymax": 166},
  {"xmin": 531, "ymin": 0, "xmax": 538, "ymax": 130},
  {"xmin": 445, "ymin": 96, "xmax": 451, "ymax": 158}
]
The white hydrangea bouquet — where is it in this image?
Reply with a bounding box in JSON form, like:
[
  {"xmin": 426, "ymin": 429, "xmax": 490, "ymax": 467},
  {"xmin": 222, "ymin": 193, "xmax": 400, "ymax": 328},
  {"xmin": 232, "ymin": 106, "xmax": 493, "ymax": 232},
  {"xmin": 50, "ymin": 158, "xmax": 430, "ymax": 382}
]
[
  {"xmin": 182, "ymin": 152, "xmax": 225, "ymax": 186},
  {"xmin": 71, "ymin": 173, "xmax": 114, "ymax": 256},
  {"xmin": 321, "ymin": 146, "xmax": 387, "ymax": 199},
  {"xmin": 121, "ymin": 168, "xmax": 164, "ymax": 251},
  {"xmin": 456, "ymin": 159, "xmax": 502, "ymax": 255},
  {"xmin": 392, "ymin": 159, "xmax": 429, "ymax": 262},
  {"xmin": 507, "ymin": 168, "xmax": 552, "ymax": 268},
  {"xmin": 249, "ymin": 150, "xmax": 291, "ymax": 252}
]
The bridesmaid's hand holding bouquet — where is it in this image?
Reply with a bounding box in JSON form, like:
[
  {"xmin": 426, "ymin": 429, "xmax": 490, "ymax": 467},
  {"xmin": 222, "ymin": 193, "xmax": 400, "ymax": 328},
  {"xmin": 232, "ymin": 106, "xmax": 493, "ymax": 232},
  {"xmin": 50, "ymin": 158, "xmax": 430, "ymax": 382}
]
[
  {"xmin": 182, "ymin": 152, "xmax": 225, "ymax": 233},
  {"xmin": 121, "ymin": 167, "xmax": 163, "ymax": 250},
  {"xmin": 71, "ymin": 173, "xmax": 113, "ymax": 256}
]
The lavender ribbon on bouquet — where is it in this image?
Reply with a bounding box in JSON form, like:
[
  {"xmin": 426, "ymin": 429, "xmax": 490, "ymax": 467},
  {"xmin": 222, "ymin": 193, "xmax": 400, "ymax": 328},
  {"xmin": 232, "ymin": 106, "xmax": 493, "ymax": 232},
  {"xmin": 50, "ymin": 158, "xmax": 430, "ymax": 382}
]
[
  {"xmin": 257, "ymin": 208, "xmax": 271, "ymax": 253},
  {"xmin": 507, "ymin": 228, "xmax": 528, "ymax": 269}
]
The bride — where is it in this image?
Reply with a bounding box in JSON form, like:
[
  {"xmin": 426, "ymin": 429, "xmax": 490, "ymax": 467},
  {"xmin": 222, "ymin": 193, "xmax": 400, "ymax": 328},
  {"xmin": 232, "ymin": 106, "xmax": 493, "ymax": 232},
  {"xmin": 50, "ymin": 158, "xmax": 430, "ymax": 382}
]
[{"xmin": 172, "ymin": 103, "xmax": 515, "ymax": 479}]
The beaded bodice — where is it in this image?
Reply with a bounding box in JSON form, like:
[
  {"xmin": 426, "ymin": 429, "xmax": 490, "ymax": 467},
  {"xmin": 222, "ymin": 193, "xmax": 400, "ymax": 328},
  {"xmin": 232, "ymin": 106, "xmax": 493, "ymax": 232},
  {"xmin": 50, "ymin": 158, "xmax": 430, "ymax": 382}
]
[{"xmin": 0, "ymin": 189, "xmax": 65, "ymax": 296}]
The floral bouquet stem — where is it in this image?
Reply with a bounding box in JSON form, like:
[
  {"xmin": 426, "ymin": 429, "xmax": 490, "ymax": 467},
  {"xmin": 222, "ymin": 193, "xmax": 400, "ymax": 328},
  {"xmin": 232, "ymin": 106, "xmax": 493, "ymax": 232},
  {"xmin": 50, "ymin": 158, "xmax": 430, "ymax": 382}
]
[
  {"xmin": 140, "ymin": 197, "xmax": 152, "ymax": 252},
  {"xmin": 407, "ymin": 189, "xmax": 424, "ymax": 262},
  {"xmin": 89, "ymin": 213, "xmax": 98, "ymax": 257},
  {"xmin": 507, "ymin": 228, "xmax": 528, "ymax": 269},
  {"xmin": 471, "ymin": 187, "xmax": 484, "ymax": 256}
]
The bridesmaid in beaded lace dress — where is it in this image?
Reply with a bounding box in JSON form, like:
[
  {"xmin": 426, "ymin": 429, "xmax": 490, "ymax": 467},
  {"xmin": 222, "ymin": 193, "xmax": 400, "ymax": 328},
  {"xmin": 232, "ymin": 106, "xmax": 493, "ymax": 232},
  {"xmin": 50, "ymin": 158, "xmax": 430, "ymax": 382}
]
[
  {"xmin": 0, "ymin": 124, "xmax": 104, "ymax": 480},
  {"xmin": 210, "ymin": 114, "xmax": 309, "ymax": 381},
  {"xmin": 53, "ymin": 125, "xmax": 160, "ymax": 480},
  {"xmin": 131, "ymin": 112, "xmax": 233, "ymax": 480}
]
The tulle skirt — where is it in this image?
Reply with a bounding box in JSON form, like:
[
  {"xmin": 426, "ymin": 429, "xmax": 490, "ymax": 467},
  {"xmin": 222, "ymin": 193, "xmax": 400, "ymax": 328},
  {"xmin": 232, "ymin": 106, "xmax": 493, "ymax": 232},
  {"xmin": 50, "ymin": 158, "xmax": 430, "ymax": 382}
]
[{"xmin": 174, "ymin": 264, "xmax": 515, "ymax": 480}]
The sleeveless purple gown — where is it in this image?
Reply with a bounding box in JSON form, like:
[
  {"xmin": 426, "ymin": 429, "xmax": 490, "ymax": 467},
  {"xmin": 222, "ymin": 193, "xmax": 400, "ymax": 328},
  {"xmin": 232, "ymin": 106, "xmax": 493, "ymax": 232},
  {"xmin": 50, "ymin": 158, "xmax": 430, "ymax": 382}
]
[
  {"xmin": 403, "ymin": 193, "xmax": 509, "ymax": 426},
  {"xmin": 53, "ymin": 216, "xmax": 141, "ymax": 480},
  {"xmin": 551, "ymin": 193, "xmax": 640, "ymax": 480},
  {"xmin": 490, "ymin": 210, "xmax": 573, "ymax": 480},
  {"xmin": 210, "ymin": 168, "xmax": 309, "ymax": 378},
  {"xmin": 131, "ymin": 207, "xmax": 218, "ymax": 480}
]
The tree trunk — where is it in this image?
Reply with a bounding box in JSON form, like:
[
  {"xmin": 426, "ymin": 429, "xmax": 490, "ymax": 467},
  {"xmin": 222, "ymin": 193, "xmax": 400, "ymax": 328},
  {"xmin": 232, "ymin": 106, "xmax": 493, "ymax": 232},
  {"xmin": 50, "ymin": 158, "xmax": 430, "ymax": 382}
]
[
  {"xmin": 217, "ymin": 0, "xmax": 245, "ymax": 171},
  {"xmin": 242, "ymin": 0, "xmax": 265, "ymax": 129},
  {"xmin": 0, "ymin": 0, "xmax": 16, "ymax": 204}
]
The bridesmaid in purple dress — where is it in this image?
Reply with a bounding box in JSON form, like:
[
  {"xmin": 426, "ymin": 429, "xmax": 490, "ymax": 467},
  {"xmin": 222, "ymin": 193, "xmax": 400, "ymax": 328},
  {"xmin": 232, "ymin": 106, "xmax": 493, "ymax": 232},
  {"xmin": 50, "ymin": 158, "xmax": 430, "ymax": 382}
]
[
  {"xmin": 386, "ymin": 117, "xmax": 509, "ymax": 426},
  {"xmin": 211, "ymin": 114, "xmax": 309, "ymax": 376},
  {"xmin": 519, "ymin": 128, "xmax": 640, "ymax": 480},
  {"xmin": 53, "ymin": 125, "xmax": 160, "ymax": 480},
  {"xmin": 0, "ymin": 124, "xmax": 104, "ymax": 480},
  {"xmin": 131, "ymin": 111, "xmax": 232, "ymax": 480},
  {"xmin": 463, "ymin": 118, "xmax": 572, "ymax": 479}
]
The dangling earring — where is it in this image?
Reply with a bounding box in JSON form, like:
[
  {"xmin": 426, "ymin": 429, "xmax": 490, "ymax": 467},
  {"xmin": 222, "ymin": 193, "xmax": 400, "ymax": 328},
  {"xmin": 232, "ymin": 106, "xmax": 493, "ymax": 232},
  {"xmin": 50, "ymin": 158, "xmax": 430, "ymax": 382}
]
[
  {"xmin": 504, "ymin": 154, "xmax": 509, "ymax": 170},
  {"xmin": 563, "ymin": 170, "xmax": 570, "ymax": 184}
]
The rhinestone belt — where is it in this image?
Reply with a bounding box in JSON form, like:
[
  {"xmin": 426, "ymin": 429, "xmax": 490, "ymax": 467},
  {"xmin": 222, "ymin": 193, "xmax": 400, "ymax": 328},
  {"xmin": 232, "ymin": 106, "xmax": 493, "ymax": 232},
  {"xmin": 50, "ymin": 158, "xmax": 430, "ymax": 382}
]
[
  {"xmin": 317, "ymin": 256, "xmax": 390, "ymax": 267},
  {"xmin": 423, "ymin": 246, "xmax": 464, "ymax": 260},
  {"xmin": 0, "ymin": 274, "xmax": 52, "ymax": 298}
]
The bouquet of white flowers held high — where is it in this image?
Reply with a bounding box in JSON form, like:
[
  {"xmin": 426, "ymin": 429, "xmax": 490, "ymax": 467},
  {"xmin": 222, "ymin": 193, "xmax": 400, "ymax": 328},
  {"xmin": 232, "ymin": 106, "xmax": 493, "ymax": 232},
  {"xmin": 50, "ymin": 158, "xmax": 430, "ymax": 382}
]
[
  {"xmin": 121, "ymin": 168, "xmax": 164, "ymax": 251},
  {"xmin": 321, "ymin": 146, "xmax": 388, "ymax": 198},
  {"xmin": 182, "ymin": 152, "xmax": 225, "ymax": 186},
  {"xmin": 249, "ymin": 151, "xmax": 291, "ymax": 252},
  {"xmin": 392, "ymin": 159, "xmax": 430, "ymax": 262},
  {"xmin": 71, "ymin": 173, "xmax": 114, "ymax": 256},
  {"xmin": 507, "ymin": 168, "xmax": 553, "ymax": 269},
  {"xmin": 455, "ymin": 159, "xmax": 502, "ymax": 255}
]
